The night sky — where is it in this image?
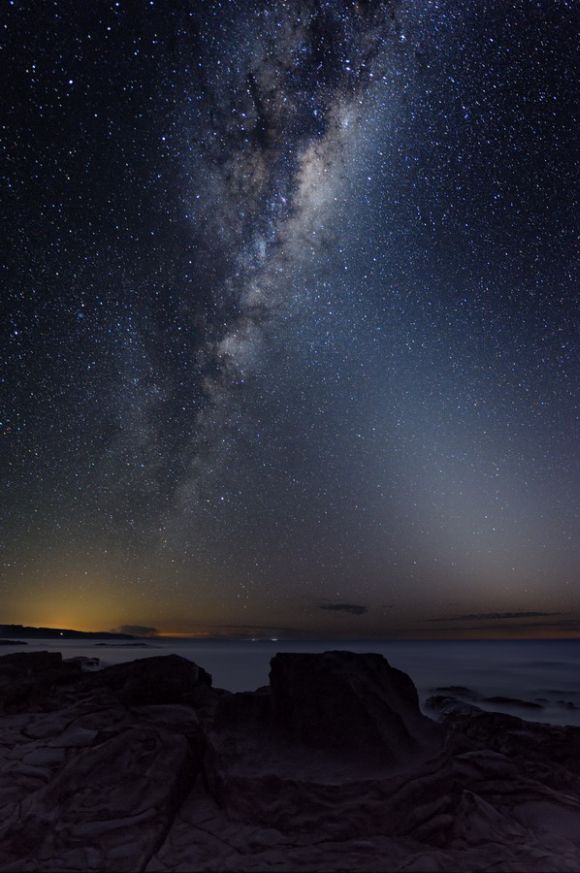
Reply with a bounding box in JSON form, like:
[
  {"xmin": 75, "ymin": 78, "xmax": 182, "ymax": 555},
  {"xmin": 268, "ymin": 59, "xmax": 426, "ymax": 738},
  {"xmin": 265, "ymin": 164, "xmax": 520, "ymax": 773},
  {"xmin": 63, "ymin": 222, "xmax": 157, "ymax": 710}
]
[{"xmin": 2, "ymin": 0, "xmax": 578, "ymax": 639}]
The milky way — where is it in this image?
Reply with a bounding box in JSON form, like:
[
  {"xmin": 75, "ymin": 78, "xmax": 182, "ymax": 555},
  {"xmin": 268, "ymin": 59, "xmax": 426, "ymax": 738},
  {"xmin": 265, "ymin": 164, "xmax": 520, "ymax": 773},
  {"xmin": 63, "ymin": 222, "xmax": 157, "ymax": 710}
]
[
  {"xmin": 1, "ymin": 0, "xmax": 578, "ymax": 638},
  {"xmin": 171, "ymin": 2, "xmax": 397, "ymax": 522}
]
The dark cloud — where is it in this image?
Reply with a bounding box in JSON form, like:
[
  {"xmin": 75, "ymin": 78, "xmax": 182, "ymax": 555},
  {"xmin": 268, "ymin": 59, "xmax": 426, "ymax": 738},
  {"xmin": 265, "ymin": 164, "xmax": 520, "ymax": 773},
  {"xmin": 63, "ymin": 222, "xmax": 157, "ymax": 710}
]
[
  {"xmin": 116, "ymin": 625, "xmax": 158, "ymax": 637},
  {"xmin": 463, "ymin": 619, "xmax": 580, "ymax": 634},
  {"xmin": 319, "ymin": 603, "xmax": 368, "ymax": 616},
  {"xmin": 430, "ymin": 611, "xmax": 564, "ymax": 623}
]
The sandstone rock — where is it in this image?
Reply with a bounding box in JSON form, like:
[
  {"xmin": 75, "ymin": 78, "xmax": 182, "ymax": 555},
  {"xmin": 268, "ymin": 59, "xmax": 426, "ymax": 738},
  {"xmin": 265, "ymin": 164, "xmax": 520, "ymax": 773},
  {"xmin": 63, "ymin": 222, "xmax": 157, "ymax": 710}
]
[
  {"xmin": 0, "ymin": 653, "xmax": 208, "ymax": 872},
  {"xmin": 0, "ymin": 650, "xmax": 63, "ymax": 676},
  {"xmin": 0, "ymin": 651, "xmax": 81, "ymax": 714},
  {"xmin": 0, "ymin": 650, "xmax": 579, "ymax": 872},
  {"xmin": 87, "ymin": 654, "xmax": 212, "ymax": 706},
  {"xmin": 0, "ymin": 724, "xmax": 200, "ymax": 872},
  {"xmin": 268, "ymin": 651, "xmax": 442, "ymax": 764}
]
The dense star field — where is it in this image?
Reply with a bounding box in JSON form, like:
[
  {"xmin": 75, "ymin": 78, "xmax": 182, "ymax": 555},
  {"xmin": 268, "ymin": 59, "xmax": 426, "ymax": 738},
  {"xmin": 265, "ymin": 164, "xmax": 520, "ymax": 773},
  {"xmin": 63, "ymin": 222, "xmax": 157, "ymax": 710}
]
[{"xmin": 1, "ymin": 0, "xmax": 578, "ymax": 638}]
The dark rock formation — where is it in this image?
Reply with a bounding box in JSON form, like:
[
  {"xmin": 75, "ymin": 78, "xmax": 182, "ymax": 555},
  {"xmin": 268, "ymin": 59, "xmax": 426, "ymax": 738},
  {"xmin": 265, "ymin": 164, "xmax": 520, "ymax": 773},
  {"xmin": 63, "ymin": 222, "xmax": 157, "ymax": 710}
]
[
  {"xmin": 430, "ymin": 686, "xmax": 546, "ymax": 711},
  {"xmin": 425, "ymin": 694, "xmax": 484, "ymax": 717},
  {"xmin": 481, "ymin": 695, "xmax": 544, "ymax": 710},
  {"xmin": 0, "ymin": 650, "xmax": 81, "ymax": 714},
  {"xmin": 269, "ymin": 651, "xmax": 441, "ymax": 763},
  {"xmin": 64, "ymin": 655, "xmax": 100, "ymax": 671},
  {"xmin": 558, "ymin": 699, "xmax": 580, "ymax": 711},
  {"xmin": 86, "ymin": 654, "xmax": 212, "ymax": 706},
  {"xmin": 0, "ymin": 650, "xmax": 579, "ymax": 872},
  {"xmin": 431, "ymin": 685, "xmax": 479, "ymax": 700},
  {"xmin": 0, "ymin": 650, "xmax": 63, "ymax": 675}
]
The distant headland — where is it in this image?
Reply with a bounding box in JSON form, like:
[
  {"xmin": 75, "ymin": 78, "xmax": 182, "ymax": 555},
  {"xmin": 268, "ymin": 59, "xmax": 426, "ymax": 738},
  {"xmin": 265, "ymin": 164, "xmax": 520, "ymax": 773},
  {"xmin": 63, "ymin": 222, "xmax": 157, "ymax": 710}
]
[{"xmin": 0, "ymin": 624, "xmax": 136, "ymax": 640}]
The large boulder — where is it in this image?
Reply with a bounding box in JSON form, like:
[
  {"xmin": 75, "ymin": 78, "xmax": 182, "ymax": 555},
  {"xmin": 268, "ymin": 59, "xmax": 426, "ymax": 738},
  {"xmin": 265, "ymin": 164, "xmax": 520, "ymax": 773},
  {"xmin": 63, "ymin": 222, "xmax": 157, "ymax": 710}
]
[
  {"xmin": 269, "ymin": 651, "xmax": 441, "ymax": 765},
  {"xmin": 204, "ymin": 651, "xmax": 443, "ymax": 829},
  {"xmin": 87, "ymin": 654, "xmax": 212, "ymax": 706},
  {"xmin": 0, "ymin": 650, "xmax": 63, "ymax": 676},
  {"xmin": 0, "ymin": 650, "xmax": 81, "ymax": 713}
]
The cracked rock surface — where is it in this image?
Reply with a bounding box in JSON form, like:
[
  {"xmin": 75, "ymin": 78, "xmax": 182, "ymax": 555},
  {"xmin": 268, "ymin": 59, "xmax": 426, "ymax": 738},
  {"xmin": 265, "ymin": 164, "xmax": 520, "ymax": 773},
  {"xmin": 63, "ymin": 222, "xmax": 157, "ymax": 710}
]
[{"xmin": 0, "ymin": 650, "xmax": 579, "ymax": 872}]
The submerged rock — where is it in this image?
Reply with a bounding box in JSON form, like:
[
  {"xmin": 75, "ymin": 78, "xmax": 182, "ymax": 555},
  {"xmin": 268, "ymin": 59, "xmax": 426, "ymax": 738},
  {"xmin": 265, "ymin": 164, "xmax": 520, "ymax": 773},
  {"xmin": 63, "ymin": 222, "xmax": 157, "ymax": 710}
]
[
  {"xmin": 480, "ymin": 695, "xmax": 544, "ymax": 710},
  {"xmin": 425, "ymin": 695, "xmax": 483, "ymax": 717},
  {"xmin": 431, "ymin": 685, "xmax": 480, "ymax": 700}
]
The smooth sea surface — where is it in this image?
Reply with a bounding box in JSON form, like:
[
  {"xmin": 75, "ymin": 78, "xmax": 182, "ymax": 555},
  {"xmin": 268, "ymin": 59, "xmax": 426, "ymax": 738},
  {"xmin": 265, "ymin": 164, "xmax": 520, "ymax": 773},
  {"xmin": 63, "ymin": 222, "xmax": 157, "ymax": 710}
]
[{"xmin": 2, "ymin": 637, "xmax": 579, "ymax": 726}]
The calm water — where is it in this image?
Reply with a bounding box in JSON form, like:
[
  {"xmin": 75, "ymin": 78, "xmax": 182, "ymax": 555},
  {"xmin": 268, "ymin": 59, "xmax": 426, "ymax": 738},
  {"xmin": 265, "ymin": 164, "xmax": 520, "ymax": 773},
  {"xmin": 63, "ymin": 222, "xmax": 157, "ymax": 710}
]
[{"xmin": 2, "ymin": 638, "xmax": 579, "ymax": 726}]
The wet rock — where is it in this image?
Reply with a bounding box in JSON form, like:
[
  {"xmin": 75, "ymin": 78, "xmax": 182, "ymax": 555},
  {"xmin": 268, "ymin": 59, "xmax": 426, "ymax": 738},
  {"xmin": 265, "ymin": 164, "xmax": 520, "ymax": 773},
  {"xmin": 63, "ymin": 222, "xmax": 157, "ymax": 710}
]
[
  {"xmin": 425, "ymin": 695, "xmax": 483, "ymax": 717},
  {"xmin": 431, "ymin": 685, "xmax": 480, "ymax": 701},
  {"xmin": 481, "ymin": 695, "xmax": 544, "ymax": 710},
  {"xmin": 64, "ymin": 655, "xmax": 100, "ymax": 671}
]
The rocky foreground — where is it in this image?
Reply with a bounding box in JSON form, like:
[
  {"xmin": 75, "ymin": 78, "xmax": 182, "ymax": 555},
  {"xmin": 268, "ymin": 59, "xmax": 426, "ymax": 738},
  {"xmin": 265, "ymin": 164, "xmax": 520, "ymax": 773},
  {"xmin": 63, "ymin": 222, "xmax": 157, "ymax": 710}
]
[{"xmin": 0, "ymin": 651, "xmax": 579, "ymax": 872}]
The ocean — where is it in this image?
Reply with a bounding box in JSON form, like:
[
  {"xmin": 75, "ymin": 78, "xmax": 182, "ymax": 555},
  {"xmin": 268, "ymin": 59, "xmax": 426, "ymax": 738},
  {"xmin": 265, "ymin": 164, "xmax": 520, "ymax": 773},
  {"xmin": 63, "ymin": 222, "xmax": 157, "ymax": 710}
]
[{"xmin": 2, "ymin": 637, "xmax": 579, "ymax": 726}]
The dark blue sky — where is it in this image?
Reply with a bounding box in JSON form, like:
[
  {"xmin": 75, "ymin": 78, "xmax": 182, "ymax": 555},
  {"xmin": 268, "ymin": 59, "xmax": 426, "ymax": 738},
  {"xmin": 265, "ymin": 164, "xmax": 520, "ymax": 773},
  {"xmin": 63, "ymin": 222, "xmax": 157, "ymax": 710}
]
[{"xmin": 1, "ymin": 0, "xmax": 578, "ymax": 638}]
